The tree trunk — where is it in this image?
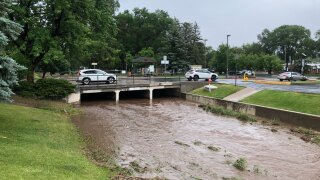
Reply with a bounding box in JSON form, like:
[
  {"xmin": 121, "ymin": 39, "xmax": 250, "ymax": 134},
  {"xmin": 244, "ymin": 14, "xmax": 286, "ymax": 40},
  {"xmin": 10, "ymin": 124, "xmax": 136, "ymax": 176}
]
[
  {"xmin": 27, "ymin": 66, "xmax": 35, "ymax": 83},
  {"xmin": 26, "ymin": 53, "xmax": 46, "ymax": 82},
  {"xmin": 42, "ymin": 71, "xmax": 46, "ymax": 79}
]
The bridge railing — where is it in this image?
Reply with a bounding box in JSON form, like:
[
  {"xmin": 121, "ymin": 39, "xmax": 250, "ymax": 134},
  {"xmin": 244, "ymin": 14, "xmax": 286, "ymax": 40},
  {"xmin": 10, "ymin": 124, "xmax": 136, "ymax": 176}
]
[{"xmin": 73, "ymin": 74, "xmax": 185, "ymax": 89}]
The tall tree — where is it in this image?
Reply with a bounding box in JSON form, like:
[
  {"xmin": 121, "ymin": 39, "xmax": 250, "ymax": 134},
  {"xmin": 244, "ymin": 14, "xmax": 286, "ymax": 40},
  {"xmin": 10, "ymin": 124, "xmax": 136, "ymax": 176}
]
[
  {"xmin": 242, "ymin": 42, "xmax": 264, "ymax": 55},
  {"xmin": 166, "ymin": 20, "xmax": 205, "ymax": 66},
  {"xmin": 0, "ymin": 0, "xmax": 25, "ymax": 101},
  {"xmin": 258, "ymin": 25, "xmax": 312, "ymax": 70},
  {"xmin": 8, "ymin": 0, "xmax": 118, "ymax": 82},
  {"xmin": 116, "ymin": 8, "xmax": 207, "ymax": 68},
  {"xmin": 116, "ymin": 8, "xmax": 173, "ymax": 68},
  {"xmin": 315, "ymin": 30, "xmax": 320, "ymax": 60},
  {"xmin": 214, "ymin": 44, "xmax": 228, "ymax": 74}
]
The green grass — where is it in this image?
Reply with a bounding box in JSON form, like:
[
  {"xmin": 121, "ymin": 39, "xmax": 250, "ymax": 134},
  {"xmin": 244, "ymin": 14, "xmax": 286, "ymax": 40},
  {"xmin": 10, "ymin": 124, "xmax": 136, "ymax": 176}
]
[
  {"xmin": 241, "ymin": 90, "xmax": 320, "ymax": 115},
  {"xmin": 290, "ymin": 127, "xmax": 320, "ymax": 145},
  {"xmin": 191, "ymin": 84, "xmax": 244, "ymax": 99},
  {"xmin": 199, "ymin": 104, "xmax": 256, "ymax": 122},
  {"xmin": 0, "ymin": 103, "xmax": 111, "ymax": 179},
  {"xmin": 13, "ymin": 96, "xmax": 80, "ymax": 116}
]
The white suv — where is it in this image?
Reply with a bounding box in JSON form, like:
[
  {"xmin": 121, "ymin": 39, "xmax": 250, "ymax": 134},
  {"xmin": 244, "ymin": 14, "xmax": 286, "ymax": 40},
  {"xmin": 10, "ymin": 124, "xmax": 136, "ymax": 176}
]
[
  {"xmin": 77, "ymin": 69, "xmax": 117, "ymax": 85},
  {"xmin": 185, "ymin": 69, "xmax": 219, "ymax": 81}
]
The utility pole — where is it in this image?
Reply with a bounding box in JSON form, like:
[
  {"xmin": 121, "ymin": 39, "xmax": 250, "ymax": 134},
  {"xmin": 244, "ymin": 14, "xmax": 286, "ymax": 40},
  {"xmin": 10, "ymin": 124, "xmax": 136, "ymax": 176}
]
[
  {"xmin": 204, "ymin": 39, "xmax": 207, "ymax": 68},
  {"xmin": 284, "ymin": 45, "xmax": 287, "ymax": 71},
  {"xmin": 226, "ymin": 35, "xmax": 231, "ymax": 78}
]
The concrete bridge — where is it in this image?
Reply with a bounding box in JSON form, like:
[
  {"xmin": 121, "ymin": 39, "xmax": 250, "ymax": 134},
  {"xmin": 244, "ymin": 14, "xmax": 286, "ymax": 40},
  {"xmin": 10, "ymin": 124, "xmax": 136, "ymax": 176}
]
[
  {"xmin": 66, "ymin": 81, "xmax": 207, "ymax": 103},
  {"xmin": 67, "ymin": 82, "xmax": 207, "ymax": 104}
]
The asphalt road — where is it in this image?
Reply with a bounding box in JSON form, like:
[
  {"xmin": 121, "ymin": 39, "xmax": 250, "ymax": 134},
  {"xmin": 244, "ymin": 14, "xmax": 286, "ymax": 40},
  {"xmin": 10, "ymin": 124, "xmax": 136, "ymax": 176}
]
[
  {"xmin": 217, "ymin": 78, "xmax": 320, "ymax": 94},
  {"xmin": 71, "ymin": 75, "xmax": 320, "ymax": 94}
]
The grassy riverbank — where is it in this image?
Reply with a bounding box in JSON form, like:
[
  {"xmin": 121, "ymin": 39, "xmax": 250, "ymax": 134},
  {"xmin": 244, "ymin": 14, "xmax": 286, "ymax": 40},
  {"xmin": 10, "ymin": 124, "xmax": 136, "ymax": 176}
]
[
  {"xmin": 241, "ymin": 90, "xmax": 320, "ymax": 115},
  {"xmin": 191, "ymin": 84, "xmax": 244, "ymax": 99},
  {"xmin": 0, "ymin": 102, "xmax": 111, "ymax": 179}
]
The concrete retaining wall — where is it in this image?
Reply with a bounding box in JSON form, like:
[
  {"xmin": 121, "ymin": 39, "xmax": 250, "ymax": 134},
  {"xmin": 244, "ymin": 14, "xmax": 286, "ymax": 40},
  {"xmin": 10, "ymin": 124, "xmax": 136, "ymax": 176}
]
[
  {"xmin": 184, "ymin": 93, "xmax": 320, "ymax": 131},
  {"xmin": 66, "ymin": 92, "xmax": 81, "ymax": 104},
  {"xmin": 180, "ymin": 82, "xmax": 208, "ymax": 93}
]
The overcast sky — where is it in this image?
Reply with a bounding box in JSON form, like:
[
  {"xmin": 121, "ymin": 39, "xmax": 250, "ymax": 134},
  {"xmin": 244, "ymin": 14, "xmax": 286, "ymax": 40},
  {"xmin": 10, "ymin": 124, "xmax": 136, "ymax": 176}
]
[{"xmin": 117, "ymin": 0, "xmax": 320, "ymax": 49}]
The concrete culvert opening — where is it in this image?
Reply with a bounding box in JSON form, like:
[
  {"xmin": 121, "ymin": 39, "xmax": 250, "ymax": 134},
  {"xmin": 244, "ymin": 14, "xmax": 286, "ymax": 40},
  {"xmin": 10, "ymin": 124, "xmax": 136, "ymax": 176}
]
[
  {"xmin": 153, "ymin": 88, "xmax": 180, "ymax": 99},
  {"xmin": 119, "ymin": 90, "xmax": 149, "ymax": 100},
  {"xmin": 81, "ymin": 92, "xmax": 115, "ymax": 102}
]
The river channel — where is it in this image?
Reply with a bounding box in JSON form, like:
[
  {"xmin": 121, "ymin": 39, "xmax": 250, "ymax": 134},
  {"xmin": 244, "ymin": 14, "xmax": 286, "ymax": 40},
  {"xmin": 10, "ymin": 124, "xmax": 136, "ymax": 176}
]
[{"xmin": 77, "ymin": 98, "xmax": 320, "ymax": 180}]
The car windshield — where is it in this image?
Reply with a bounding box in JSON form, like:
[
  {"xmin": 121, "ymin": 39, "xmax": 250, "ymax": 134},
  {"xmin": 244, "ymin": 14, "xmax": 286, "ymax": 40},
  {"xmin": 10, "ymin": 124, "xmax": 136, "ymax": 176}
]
[{"xmin": 83, "ymin": 70, "xmax": 96, "ymax": 74}]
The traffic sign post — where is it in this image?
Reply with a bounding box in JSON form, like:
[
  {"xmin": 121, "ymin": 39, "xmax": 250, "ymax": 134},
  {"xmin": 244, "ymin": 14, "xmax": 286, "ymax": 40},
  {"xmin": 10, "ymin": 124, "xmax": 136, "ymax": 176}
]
[
  {"xmin": 301, "ymin": 59, "xmax": 305, "ymax": 75},
  {"xmin": 161, "ymin": 56, "xmax": 169, "ymax": 74},
  {"xmin": 161, "ymin": 56, "xmax": 169, "ymax": 81},
  {"xmin": 92, "ymin": 62, "xmax": 98, "ymax": 69}
]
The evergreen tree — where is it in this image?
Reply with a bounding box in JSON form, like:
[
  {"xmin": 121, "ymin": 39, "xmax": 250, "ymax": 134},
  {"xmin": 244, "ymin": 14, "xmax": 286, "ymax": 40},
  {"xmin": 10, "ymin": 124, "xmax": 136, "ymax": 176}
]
[{"xmin": 0, "ymin": 0, "xmax": 25, "ymax": 101}]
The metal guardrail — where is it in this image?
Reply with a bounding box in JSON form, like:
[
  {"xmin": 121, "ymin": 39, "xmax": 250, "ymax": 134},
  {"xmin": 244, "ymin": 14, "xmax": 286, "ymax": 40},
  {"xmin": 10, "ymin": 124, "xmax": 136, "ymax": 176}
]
[{"xmin": 68, "ymin": 74, "xmax": 186, "ymax": 91}]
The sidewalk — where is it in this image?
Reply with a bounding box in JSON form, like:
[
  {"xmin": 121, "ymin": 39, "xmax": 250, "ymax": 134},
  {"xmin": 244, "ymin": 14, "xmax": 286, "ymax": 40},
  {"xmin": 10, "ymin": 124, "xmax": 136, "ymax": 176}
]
[{"xmin": 223, "ymin": 87, "xmax": 260, "ymax": 102}]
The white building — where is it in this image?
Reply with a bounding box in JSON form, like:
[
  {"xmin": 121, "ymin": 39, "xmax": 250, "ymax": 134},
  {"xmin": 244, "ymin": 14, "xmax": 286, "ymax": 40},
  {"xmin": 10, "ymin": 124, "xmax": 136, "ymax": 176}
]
[{"xmin": 307, "ymin": 63, "xmax": 320, "ymax": 74}]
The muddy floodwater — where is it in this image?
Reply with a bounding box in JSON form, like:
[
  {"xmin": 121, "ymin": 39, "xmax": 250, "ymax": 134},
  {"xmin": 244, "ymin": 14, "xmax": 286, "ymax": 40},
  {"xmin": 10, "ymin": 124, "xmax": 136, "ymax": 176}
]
[{"xmin": 77, "ymin": 98, "xmax": 320, "ymax": 180}]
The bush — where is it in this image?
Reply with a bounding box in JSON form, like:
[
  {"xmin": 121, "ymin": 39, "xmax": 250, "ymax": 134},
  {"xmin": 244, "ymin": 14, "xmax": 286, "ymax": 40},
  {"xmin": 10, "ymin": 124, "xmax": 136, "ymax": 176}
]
[
  {"xmin": 15, "ymin": 79, "xmax": 75, "ymax": 100},
  {"xmin": 35, "ymin": 79, "xmax": 75, "ymax": 99},
  {"xmin": 14, "ymin": 81, "xmax": 37, "ymax": 98},
  {"xmin": 233, "ymin": 158, "xmax": 247, "ymax": 171}
]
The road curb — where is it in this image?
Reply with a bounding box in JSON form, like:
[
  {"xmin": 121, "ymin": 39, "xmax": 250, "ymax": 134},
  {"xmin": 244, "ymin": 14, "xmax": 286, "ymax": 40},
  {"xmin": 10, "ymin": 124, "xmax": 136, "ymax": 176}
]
[{"xmin": 254, "ymin": 80, "xmax": 291, "ymax": 85}]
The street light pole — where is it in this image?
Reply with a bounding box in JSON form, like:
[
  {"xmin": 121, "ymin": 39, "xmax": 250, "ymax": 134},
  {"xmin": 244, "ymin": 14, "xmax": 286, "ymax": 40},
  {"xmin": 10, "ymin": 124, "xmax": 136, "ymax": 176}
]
[
  {"xmin": 301, "ymin": 53, "xmax": 307, "ymax": 75},
  {"xmin": 234, "ymin": 54, "xmax": 239, "ymax": 86},
  {"xmin": 226, "ymin": 34, "xmax": 231, "ymax": 78}
]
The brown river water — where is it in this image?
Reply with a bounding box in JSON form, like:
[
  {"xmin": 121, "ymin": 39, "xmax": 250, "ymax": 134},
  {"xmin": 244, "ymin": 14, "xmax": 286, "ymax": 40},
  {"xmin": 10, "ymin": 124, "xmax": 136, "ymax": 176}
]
[{"xmin": 77, "ymin": 98, "xmax": 320, "ymax": 180}]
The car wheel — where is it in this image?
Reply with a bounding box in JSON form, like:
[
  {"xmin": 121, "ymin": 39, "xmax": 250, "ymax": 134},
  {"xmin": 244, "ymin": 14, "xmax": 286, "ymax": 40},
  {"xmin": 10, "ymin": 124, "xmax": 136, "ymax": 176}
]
[
  {"xmin": 82, "ymin": 78, "xmax": 91, "ymax": 85},
  {"xmin": 187, "ymin": 77, "xmax": 192, "ymax": 81},
  {"xmin": 288, "ymin": 77, "xmax": 293, "ymax": 81},
  {"xmin": 279, "ymin": 79, "xmax": 283, "ymax": 82},
  {"xmin": 211, "ymin": 75, "xmax": 217, "ymax": 81},
  {"xmin": 193, "ymin": 75, "xmax": 199, "ymax": 81},
  {"xmin": 107, "ymin": 77, "xmax": 115, "ymax": 84}
]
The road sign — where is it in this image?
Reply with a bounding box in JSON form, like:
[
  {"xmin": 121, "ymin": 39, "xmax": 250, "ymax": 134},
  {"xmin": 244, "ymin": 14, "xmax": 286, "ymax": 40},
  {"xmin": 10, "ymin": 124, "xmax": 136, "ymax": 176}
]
[
  {"xmin": 161, "ymin": 60, "xmax": 169, "ymax": 65},
  {"xmin": 161, "ymin": 56, "xmax": 169, "ymax": 64}
]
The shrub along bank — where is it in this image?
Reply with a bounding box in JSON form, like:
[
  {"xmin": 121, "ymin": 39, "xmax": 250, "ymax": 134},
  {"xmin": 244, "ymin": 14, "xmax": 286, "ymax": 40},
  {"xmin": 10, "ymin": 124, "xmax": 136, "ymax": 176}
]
[{"xmin": 15, "ymin": 78, "xmax": 75, "ymax": 99}]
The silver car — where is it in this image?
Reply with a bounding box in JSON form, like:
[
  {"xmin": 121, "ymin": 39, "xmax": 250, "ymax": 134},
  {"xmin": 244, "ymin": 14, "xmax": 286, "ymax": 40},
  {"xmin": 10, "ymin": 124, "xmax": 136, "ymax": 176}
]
[
  {"xmin": 77, "ymin": 69, "xmax": 117, "ymax": 85},
  {"xmin": 277, "ymin": 72, "xmax": 307, "ymax": 81}
]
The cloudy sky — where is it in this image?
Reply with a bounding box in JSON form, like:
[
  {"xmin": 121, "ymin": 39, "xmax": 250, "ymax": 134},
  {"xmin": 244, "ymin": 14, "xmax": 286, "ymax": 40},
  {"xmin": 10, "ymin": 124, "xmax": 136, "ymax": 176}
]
[{"xmin": 117, "ymin": 0, "xmax": 320, "ymax": 49}]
